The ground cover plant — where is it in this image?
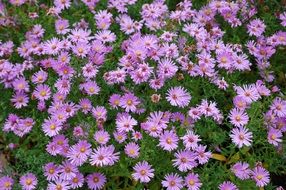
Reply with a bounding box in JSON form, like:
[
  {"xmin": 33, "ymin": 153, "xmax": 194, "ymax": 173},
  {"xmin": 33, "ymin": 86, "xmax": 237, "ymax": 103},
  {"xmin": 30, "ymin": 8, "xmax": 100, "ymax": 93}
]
[{"xmin": 0, "ymin": 0, "xmax": 286, "ymax": 189}]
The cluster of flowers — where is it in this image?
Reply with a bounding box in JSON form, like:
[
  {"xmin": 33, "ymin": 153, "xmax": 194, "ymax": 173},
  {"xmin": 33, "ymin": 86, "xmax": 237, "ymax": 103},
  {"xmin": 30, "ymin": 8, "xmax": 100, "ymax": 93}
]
[{"xmin": 0, "ymin": 0, "xmax": 286, "ymax": 189}]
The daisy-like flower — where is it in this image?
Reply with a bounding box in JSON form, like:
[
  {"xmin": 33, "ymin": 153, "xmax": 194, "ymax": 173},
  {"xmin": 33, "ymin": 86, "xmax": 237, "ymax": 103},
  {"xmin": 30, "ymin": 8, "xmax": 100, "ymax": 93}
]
[
  {"xmin": 234, "ymin": 85, "xmax": 261, "ymax": 104},
  {"xmin": 47, "ymin": 180, "xmax": 70, "ymax": 190},
  {"xmin": 162, "ymin": 173, "xmax": 184, "ymax": 190},
  {"xmin": 80, "ymin": 81, "xmax": 100, "ymax": 96},
  {"xmin": 33, "ymin": 84, "xmax": 52, "ymax": 101},
  {"xmin": 0, "ymin": 176, "xmax": 14, "ymax": 190},
  {"xmin": 158, "ymin": 58, "xmax": 178, "ymax": 79},
  {"xmin": 119, "ymin": 93, "xmax": 140, "ymax": 112},
  {"xmin": 172, "ymin": 150, "xmax": 197, "ymax": 172},
  {"xmin": 132, "ymin": 161, "xmax": 154, "ymax": 183},
  {"xmin": 31, "ymin": 70, "xmax": 48, "ymax": 84},
  {"xmin": 181, "ymin": 130, "xmax": 201, "ymax": 150},
  {"xmin": 11, "ymin": 91, "xmax": 29, "ymax": 109},
  {"xmin": 247, "ymin": 19, "xmax": 266, "ymax": 37},
  {"xmin": 43, "ymin": 162, "xmax": 60, "ymax": 181},
  {"xmin": 230, "ymin": 126, "xmax": 253, "ymax": 148},
  {"xmin": 229, "ymin": 108, "xmax": 249, "ymax": 127},
  {"xmin": 67, "ymin": 140, "xmax": 92, "ymax": 166},
  {"xmin": 231, "ymin": 162, "xmax": 251, "ymax": 180},
  {"xmin": 69, "ymin": 172, "xmax": 84, "ymax": 189},
  {"xmin": 270, "ymin": 97, "xmax": 286, "ymax": 117},
  {"xmin": 59, "ymin": 161, "xmax": 78, "ymax": 180},
  {"xmin": 109, "ymin": 94, "xmax": 121, "ymax": 109},
  {"xmin": 158, "ymin": 130, "xmax": 179, "ymax": 151},
  {"xmin": 218, "ymin": 181, "xmax": 238, "ymax": 190},
  {"xmin": 184, "ymin": 172, "xmax": 202, "ymax": 190},
  {"xmin": 113, "ymin": 131, "xmax": 127, "ymax": 143},
  {"xmin": 251, "ymin": 166, "xmax": 270, "ymax": 187},
  {"xmin": 86, "ymin": 173, "xmax": 106, "ymax": 190},
  {"xmin": 19, "ymin": 173, "xmax": 37, "ymax": 190},
  {"xmin": 94, "ymin": 130, "xmax": 110, "ymax": 145},
  {"xmin": 166, "ymin": 86, "xmax": 191, "ymax": 108},
  {"xmin": 195, "ymin": 145, "xmax": 212, "ymax": 165},
  {"xmin": 116, "ymin": 113, "xmax": 137, "ymax": 132},
  {"xmin": 95, "ymin": 30, "xmax": 116, "ymax": 43},
  {"xmin": 267, "ymin": 128, "xmax": 283, "ymax": 146},
  {"xmin": 124, "ymin": 142, "xmax": 140, "ymax": 158},
  {"xmin": 90, "ymin": 145, "xmax": 120, "ymax": 167},
  {"xmin": 42, "ymin": 118, "xmax": 62, "ymax": 137}
]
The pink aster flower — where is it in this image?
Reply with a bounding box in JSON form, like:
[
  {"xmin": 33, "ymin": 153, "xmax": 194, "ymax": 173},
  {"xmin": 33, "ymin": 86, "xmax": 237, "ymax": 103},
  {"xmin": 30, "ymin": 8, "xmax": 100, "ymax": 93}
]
[
  {"xmin": 69, "ymin": 172, "xmax": 84, "ymax": 189},
  {"xmin": 195, "ymin": 145, "xmax": 212, "ymax": 165},
  {"xmin": 119, "ymin": 93, "xmax": 140, "ymax": 112},
  {"xmin": 218, "ymin": 181, "xmax": 238, "ymax": 190},
  {"xmin": 59, "ymin": 161, "xmax": 79, "ymax": 180},
  {"xmin": 162, "ymin": 173, "xmax": 184, "ymax": 190},
  {"xmin": 43, "ymin": 162, "xmax": 60, "ymax": 181},
  {"xmin": 33, "ymin": 84, "xmax": 52, "ymax": 101},
  {"xmin": 132, "ymin": 161, "xmax": 154, "ymax": 183},
  {"xmin": 247, "ymin": 19, "xmax": 266, "ymax": 37},
  {"xmin": 234, "ymin": 84, "xmax": 261, "ymax": 104},
  {"xmin": 113, "ymin": 131, "xmax": 127, "ymax": 143},
  {"xmin": 0, "ymin": 176, "xmax": 14, "ymax": 190},
  {"xmin": 172, "ymin": 150, "xmax": 197, "ymax": 172},
  {"xmin": 19, "ymin": 173, "xmax": 37, "ymax": 190},
  {"xmin": 158, "ymin": 58, "xmax": 178, "ymax": 79},
  {"xmin": 267, "ymin": 128, "xmax": 283, "ymax": 146},
  {"xmin": 31, "ymin": 70, "xmax": 48, "ymax": 84},
  {"xmin": 86, "ymin": 172, "xmax": 106, "ymax": 190},
  {"xmin": 67, "ymin": 140, "xmax": 92, "ymax": 166},
  {"xmin": 79, "ymin": 98, "xmax": 92, "ymax": 114},
  {"xmin": 42, "ymin": 118, "xmax": 62, "ymax": 137},
  {"xmin": 11, "ymin": 91, "xmax": 29, "ymax": 109},
  {"xmin": 80, "ymin": 80, "xmax": 100, "ymax": 96},
  {"xmin": 94, "ymin": 130, "xmax": 110, "ymax": 145},
  {"xmin": 231, "ymin": 162, "xmax": 251, "ymax": 180},
  {"xmin": 109, "ymin": 94, "xmax": 121, "ymax": 109},
  {"xmin": 251, "ymin": 166, "xmax": 270, "ymax": 187},
  {"xmin": 55, "ymin": 19, "xmax": 69, "ymax": 35},
  {"xmin": 270, "ymin": 97, "xmax": 286, "ymax": 117},
  {"xmin": 166, "ymin": 86, "xmax": 191, "ymax": 108},
  {"xmin": 229, "ymin": 108, "xmax": 249, "ymax": 127},
  {"xmin": 90, "ymin": 145, "xmax": 119, "ymax": 167},
  {"xmin": 124, "ymin": 142, "xmax": 140, "ymax": 158},
  {"xmin": 230, "ymin": 126, "xmax": 253, "ymax": 148},
  {"xmin": 158, "ymin": 130, "xmax": 179, "ymax": 151},
  {"xmin": 184, "ymin": 172, "xmax": 202, "ymax": 190},
  {"xmin": 47, "ymin": 180, "xmax": 70, "ymax": 190},
  {"xmin": 181, "ymin": 130, "xmax": 201, "ymax": 150},
  {"xmin": 115, "ymin": 113, "xmax": 137, "ymax": 132},
  {"xmin": 12, "ymin": 77, "xmax": 29, "ymax": 92}
]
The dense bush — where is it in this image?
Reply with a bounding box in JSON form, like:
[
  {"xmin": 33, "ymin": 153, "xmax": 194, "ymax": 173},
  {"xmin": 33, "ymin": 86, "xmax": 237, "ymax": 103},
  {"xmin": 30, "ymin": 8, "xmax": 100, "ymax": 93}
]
[{"xmin": 0, "ymin": 0, "xmax": 286, "ymax": 189}]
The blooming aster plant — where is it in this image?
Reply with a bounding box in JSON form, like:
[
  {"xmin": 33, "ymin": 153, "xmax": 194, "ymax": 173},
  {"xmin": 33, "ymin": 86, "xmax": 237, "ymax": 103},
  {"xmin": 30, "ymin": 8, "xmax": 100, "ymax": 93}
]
[{"xmin": 0, "ymin": 0, "xmax": 286, "ymax": 189}]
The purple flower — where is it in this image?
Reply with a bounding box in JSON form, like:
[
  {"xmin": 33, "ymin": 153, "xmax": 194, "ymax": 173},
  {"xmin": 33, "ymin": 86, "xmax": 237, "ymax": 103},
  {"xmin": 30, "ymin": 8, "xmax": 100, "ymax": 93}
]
[
  {"xmin": 19, "ymin": 173, "xmax": 37, "ymax": 190},
  {"xmin": 119, "ymin": 93, "xmax": 140, "ymax": 112},
  {"xmin": 185, "ymin": 172, "xmax": 202, "ymax": 190},
  {"xmin": 231, "ymin": 162, "xmax": 251, "ymax": 180},
  {"xmin": 172, "ymin": 150, "xmax": 197, "ymax": 172},
  {"xmin": 33, "ymin": 84, "xmax": 52, "ymax": 101},
  {"xmin": 251, "ymin": 166, "xmax": 270, "ymax": 187},
  {"xmin": 132, "ymin": 161, "xmax": 154, "ymax": 183},
  {"xmin": 158, "ymin": 130, "xmax": 179, "ymax": 151},
  {"xmin": 230, "ymin": 126, "xmax": 253, "ymax": 148},
  {"xmin": 166, "ymin": 86, "xmax": 191, "ymax": 108},
  {"xmin": 124, "ymin": 142, "xmax": 140, "ymax": 158},
  {"xmin": 0, "ymin": 176, "xmax": 14, "ymax": 190},
  {"xmin": 162, "ymin": 173, "xmax": 184, "ymax": 190},
  {"xmin": 267, "ymin": 128, "xmax": 283, "ymax": 146},
  {"xmin": 229, "ymin": 108, "xmax": 249, "ymax": 127},
  {"xmin": 43, "ymin": 162, "xmax": 60, "ymax": 181},
  {"xmin": 90, "ymin": 145, "xmax": 120, "ymax": 167},
  {"xmin": 86, "ymin": 172, "xmax": 106, "ymax": 190},
  {"xmin": 218, "ymin": 181, "xmax": 238, "ymax": 190},
  {"xmin": 67, "ymin": 140, "xmax": 92, "ymax": 166}
]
